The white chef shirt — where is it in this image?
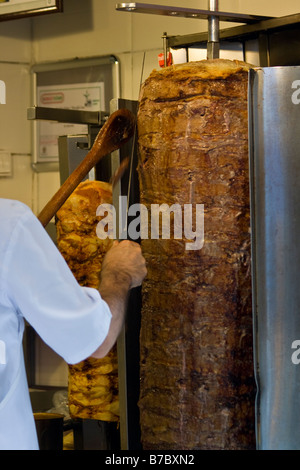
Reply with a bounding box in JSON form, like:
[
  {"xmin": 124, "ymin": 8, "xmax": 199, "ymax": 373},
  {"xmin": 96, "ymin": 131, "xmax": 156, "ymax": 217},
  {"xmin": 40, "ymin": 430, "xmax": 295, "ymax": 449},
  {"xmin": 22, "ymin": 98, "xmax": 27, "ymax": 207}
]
[{"xmin": 0, "ymin": 199, "xmax": 112, "ymax": 450}]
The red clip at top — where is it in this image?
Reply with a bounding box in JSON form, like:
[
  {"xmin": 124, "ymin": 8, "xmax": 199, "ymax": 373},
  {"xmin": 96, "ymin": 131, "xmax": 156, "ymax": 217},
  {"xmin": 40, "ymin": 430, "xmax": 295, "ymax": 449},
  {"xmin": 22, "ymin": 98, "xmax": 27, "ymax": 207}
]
[{"xmin": 158, "ymin": 52, "xmax": 173, "ymax": 68}]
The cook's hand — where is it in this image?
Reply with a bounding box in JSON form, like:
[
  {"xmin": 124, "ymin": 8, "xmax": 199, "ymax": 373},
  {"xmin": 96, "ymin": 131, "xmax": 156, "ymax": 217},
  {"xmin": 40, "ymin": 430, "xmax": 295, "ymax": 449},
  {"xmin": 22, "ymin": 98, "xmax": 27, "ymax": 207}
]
[
  {"xmin": 100, "ymin": 240, "xmax": 147, "ymax": 289},
  {"xmin": 94, "ymin": 241, "xmax": 146, "ymax": 358}
]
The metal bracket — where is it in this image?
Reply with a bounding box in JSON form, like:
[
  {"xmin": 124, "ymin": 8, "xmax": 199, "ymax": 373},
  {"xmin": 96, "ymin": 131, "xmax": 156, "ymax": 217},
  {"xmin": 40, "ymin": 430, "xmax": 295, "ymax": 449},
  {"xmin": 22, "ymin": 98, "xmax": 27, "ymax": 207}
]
[
  {"xmin": 27, "ymin": 106, "xmax": 108, "ymax": 163},
  {"xmin": 27, "ymin": 106, "xmax": 108, "ymax": 126},
  {"xmin": 116, "ymin": 2, "xmax": 274, "ymax": 60},
  {"xmin": 115, "ymin": 3, "xmax": 274, "ymax": 24}
]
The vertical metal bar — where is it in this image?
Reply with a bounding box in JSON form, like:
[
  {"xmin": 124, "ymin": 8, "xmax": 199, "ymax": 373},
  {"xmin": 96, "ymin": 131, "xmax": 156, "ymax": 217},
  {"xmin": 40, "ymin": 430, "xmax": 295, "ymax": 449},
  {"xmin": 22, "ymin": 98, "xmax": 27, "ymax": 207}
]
[
  {"xmin": 110, "ymin": 97, "xmax": 141, "ymax": 450},
  {"xmin": 248, "ymin": 69, "xmax": 260, "ymax": 449},
  {"xmin": 110, "ymin": 100, "xmax": 129, "ymax": 451},
  {"xmin": 258, "ymin": 33, "xmax": 270, "ymax": 66},
  {"xmin": 207, "ymin": 0, "xmax": 220, "ymax": 59},
  {"xmin": 162, "ymin": 32, "xmax": 168, "ymax": 67},
  {"xmin": 112, "ymin": 58, "xmax": 121, "ymax": 99}
]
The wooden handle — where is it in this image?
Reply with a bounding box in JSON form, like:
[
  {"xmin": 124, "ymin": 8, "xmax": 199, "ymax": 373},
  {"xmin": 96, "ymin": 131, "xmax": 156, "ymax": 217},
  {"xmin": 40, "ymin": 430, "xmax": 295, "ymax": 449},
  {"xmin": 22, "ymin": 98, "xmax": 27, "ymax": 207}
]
[{"xmin": 38, "ymin": 109, "xmax": 135, "ymax": 227}]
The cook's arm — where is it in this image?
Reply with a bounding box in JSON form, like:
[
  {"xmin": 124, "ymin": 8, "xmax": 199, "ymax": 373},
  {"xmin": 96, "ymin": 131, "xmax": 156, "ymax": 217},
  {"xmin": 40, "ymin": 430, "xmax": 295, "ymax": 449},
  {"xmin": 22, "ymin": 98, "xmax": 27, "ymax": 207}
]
[{"xmin": 91, "ymin": 240, "xmax": 147, "ymax": 358}]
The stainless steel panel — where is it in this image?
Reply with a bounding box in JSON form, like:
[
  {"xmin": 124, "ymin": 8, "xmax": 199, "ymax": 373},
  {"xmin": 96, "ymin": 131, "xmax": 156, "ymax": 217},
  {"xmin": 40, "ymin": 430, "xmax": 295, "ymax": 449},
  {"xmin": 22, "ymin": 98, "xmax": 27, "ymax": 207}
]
[{"xmin": 249, "ymin": 66, "xmax": 300, "ymax": 450}]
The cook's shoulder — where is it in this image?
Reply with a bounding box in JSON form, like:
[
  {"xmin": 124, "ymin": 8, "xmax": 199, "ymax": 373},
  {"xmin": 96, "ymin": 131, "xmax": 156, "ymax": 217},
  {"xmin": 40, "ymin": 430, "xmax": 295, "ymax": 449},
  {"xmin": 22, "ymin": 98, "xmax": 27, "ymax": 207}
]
[{"xmin": 0, "ymin": 198, "xmax": 34, "ymax": 222}]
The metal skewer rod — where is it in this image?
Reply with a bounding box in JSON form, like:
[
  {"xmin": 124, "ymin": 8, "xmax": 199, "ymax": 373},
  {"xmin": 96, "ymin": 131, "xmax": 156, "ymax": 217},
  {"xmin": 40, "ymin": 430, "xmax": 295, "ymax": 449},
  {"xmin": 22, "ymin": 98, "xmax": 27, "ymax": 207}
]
[
  {"xmin": 207, "ymin": 0, "xmax": 220, "ymax": 59},
  {"xmin": 162, "ymin": 32, "xmax": 168, "ymax": 67}
]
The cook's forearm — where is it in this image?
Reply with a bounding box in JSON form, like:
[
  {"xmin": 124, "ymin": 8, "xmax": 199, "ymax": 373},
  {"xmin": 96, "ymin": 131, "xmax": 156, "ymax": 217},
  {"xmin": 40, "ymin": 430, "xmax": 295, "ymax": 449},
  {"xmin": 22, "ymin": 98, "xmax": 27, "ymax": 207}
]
[{"xmin": 91, "ymin": 274, "xmax": 131, "ymax": 358}]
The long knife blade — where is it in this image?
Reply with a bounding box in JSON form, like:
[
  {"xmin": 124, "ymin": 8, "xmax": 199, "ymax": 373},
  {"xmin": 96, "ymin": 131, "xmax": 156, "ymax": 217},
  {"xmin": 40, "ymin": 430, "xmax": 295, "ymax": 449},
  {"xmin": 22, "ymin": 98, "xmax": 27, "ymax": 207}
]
[{"xmin": 125, "ymin": 51, "xmax": 146, "ymax": 226}]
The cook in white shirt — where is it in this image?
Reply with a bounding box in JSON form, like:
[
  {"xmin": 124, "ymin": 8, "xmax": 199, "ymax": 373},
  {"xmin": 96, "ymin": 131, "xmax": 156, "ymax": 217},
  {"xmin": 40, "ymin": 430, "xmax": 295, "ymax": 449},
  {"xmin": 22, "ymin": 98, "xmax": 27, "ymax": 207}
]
[{"xmin": 0, "ymin": 198, "xmax": 146, "ymax": 450}]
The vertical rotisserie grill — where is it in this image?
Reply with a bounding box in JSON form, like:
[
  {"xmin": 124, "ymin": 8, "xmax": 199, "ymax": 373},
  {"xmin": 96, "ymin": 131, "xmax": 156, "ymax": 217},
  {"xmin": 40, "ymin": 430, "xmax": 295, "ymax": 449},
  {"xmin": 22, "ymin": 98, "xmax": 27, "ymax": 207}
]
[{"xmin": 137, "ymin": 59, "xmax": 256, "ymax": 450}]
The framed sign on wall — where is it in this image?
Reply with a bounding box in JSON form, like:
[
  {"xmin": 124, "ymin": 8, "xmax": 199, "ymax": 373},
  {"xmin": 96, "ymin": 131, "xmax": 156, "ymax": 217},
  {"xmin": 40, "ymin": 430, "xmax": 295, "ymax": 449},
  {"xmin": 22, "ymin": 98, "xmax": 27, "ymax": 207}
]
[
  {"xmin": 0, "ymin": 0, "xmax": 63, "ymax": 21},
  {"xmin": 30, "ymin": 55, "xmax": 121, "ymax": 168}
]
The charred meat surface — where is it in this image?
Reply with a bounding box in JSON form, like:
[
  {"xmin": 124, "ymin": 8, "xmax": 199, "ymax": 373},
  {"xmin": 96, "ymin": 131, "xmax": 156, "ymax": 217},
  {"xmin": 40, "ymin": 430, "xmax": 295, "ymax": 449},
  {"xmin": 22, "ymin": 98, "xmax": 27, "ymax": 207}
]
[{"xmin": 137, "ymin": 59, "xmax": 256, "ymax": 450}]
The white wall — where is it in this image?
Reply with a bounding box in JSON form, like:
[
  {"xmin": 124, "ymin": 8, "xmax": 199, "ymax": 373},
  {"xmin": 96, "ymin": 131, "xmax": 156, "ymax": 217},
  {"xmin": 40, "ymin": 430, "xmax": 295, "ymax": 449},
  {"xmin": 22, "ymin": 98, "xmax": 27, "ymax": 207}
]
[{"xmin": 0, "ymin": 18, "xmax": 32, "ymax": 206}]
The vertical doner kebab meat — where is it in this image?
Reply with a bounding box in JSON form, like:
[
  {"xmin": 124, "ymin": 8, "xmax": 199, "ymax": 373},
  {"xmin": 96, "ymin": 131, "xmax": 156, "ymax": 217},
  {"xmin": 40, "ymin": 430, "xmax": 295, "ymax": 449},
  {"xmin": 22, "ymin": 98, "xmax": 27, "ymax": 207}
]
[
  {"xmin": 56, "ymin": 180, "xmax": 119, "ymax": 423},
  {"xmin": 137, "ymin": 59, "xmax": 256, "ymax": 450}
]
